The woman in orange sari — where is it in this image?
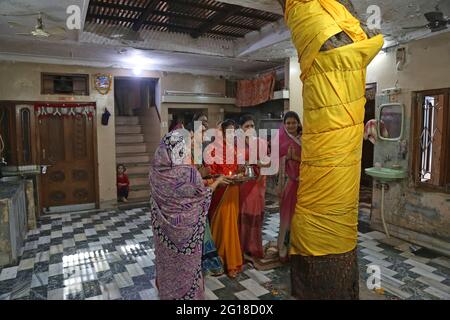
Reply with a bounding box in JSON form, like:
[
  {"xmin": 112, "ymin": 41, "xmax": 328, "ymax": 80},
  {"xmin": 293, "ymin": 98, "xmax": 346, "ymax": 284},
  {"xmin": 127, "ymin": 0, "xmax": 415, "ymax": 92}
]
[{"xmin": 206, "ymin": 119, "xmax": 243, "ymax": 278}]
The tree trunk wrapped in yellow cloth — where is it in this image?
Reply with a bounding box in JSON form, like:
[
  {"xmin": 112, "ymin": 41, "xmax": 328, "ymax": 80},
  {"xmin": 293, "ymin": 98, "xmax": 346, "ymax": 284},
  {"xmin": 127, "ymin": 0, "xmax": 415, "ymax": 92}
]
[{"xmin": 284, "ymin": 0, "xmax": 384, "ymax": 257}]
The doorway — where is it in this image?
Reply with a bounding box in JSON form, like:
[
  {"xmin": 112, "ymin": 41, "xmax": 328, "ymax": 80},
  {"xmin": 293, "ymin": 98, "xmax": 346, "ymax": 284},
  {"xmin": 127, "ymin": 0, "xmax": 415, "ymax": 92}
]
[{"xmin": 38, "ymin": 103, "xmax": 97, "ymax": 213}]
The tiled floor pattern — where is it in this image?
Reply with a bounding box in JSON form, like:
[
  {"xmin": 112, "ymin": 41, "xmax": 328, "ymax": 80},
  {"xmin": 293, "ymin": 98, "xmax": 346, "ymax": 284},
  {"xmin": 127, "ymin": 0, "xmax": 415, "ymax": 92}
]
[{"xmin": 0, "ymin": 200, "xmax": 449, "ymax": 300}]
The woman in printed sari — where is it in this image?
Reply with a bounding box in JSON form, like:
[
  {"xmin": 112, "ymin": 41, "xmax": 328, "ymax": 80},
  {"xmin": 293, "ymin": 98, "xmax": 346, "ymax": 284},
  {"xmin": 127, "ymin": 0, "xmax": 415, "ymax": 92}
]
[
  {"xmin": 237, "ymin": 114, "xmax": 268, "ymax": 259},
  {"xmin": 149, "ymin": 130, "xmax": 229, "ymax": 300},
  {"xmin": 186, "ymin": 124, "xmax": 225, "ymax": 277},
  {"xmin": 205, "ymin": 119, "xmax": 243, "ymax": 278},
  {"xmin": 276, "ymin": 111, "xmax": 302, "ymax": 262}
]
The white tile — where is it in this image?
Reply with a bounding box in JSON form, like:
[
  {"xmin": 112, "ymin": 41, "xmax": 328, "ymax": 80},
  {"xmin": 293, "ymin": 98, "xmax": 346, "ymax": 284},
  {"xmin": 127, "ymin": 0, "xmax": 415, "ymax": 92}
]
[
  {"xmin": 114, "ymin": 272, "xmax": 134, "ymax": 288},
  {"xmin": 400, "ymin": 252, "xmax": 430, "ymax": 264},
  {"xmin": 31, "ymin": 272, "xmax": 49, "ymax": 288},
  {"xmin": 38, "ymin": 236, "xmax": 51, "ymax": 245},
  {"xmin": 63, "ymin": 284, "xmax": 84, "ymax": 300},
  {"xmin": 409, "ymin": 267, "xmax": 446, "ymax": 282},
  {"xmin": 48, "ymin": 263, "xmax": 63, "ymax": 277},
  {"xmin": 404, "ymin": 259, "xmax": 437, "ymax": 273},
  {"xmin": 100, "ymin": 282, "xmax": 122, "ymax": 300},
  {"xmin": 359, "ymin": 241, "xmax": 384, "ymax": 252},
  {"xmin": 47, "ymin": 288, "xmax": 64, "ymax": 300},
  {"xmin": 125, "ymin": 263, "xmax": 145, "ymax": 277},
  {"xmin": 41, "ymin": 224, "xmax": 52, "ymax": 231},
  {"xmin": 205, "ymin": 276, "xmax": 225, "ymax": 291},
  {"xmin": 0, "ymin": 266, "xmax": 18, "ymax": 281},
  {"xmin": 50, "ymin": 244, "xmax": 63, "ymax": 255},
  {"xmin": 239, "ymin": 278, "xmax": 269, "ymax": 297},
  {"xmin": 95, "ymin": 224, "xmax": 107, "ymax": 231},
  {"xmin": 18, "ymin": 258, "xmax": 35, "ymax": 271},
  {"xmin": 424, "ymin": 287, "xmax": 450, "ymax": 300},
  {"xmin": 63, "ymin": 239, "xmax": 76, "ymax": 248},
  {"xmin": 135, "ymin": 256, "xmax": 154, "ymax": 268},
  {"xmin": 85, "ymin": 295, "xmax": 104, "ymax": 300},
  {"xmin": 50, "ymin": 231, "xmax": 63, "ymax": 239},
  {"xmin": 362, "ymin": 255, "xmax": 393, "ymax": 268},
  {"xmin": 365, "ymin": 231, "xmax": 387, "ymax": 240},
  {"xmin": 244, "ymin": 269, "xmax": 271, "ymax": 284},
  {"xmin": 235, "ymin": 290, "xmax": 259, "ymax": 300},
  {"xmin": 85, "ymin": 229, "xmax": 97, "ymax": 236},
  {"xmin": 62, "ymin": 226, "xmax": 73, "ymax": 234},
  {"xmin": 24, "ymin": 241, "xmax": 38, "ymax": 251},
  {"xmin": 361, "ymin": 248, "xmax": 388, "ymax": 260},
  {"xmin": 416, "ymin": 277, "xmax": 450, "ymax": 294},
  {"xmin": 93, "ymin": 261, "xmax": 110, "ymax": 273},
  {"xmin": 108, "ymin": 231, "xmax": 122, "ymax": 239},
  {"xmin": 74, "ymin": 233, "xmax": 87, "ymax": 242},
  {"xmin": 139, "ymin": 288, "xmax": 159, "ymax": 300},
  {"xmin": 204, "ymin": 287, "xmax": 218, "ymax": 300},
  {"xmin": 99, "ymin": 237, "xmax": 113, "ymax": 245},
  {"xmin": 431, "ymin": 257, "xmax": 450, "ymax": 270}
]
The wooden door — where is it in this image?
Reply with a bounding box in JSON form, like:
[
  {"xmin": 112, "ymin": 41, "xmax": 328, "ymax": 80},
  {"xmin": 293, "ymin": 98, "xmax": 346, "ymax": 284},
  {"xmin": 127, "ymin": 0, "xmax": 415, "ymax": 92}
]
[{"xmin": 38, "ymin": 112, "xmax": 96, "ymax": 213}]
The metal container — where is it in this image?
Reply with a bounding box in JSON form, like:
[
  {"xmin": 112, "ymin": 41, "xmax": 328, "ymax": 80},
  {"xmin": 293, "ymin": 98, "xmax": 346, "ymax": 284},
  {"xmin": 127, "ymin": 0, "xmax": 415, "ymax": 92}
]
[{"xmin": 244, "ymin": 165, "xmax": 255, "ymax": 178}]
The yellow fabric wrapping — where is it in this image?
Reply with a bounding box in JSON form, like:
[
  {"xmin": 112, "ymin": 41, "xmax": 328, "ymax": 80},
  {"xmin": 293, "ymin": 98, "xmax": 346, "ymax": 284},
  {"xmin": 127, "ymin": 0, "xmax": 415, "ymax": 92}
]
[{"xmin": 285, "ymin": 0, "xmax": 384, "ymax": 256}]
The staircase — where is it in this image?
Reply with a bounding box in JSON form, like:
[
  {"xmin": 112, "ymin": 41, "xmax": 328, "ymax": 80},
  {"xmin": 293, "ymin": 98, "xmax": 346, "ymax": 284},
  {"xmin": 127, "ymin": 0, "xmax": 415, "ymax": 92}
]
[{"xmin": 115, "ymin": 116, "xmax": 152, "ymax": 204}]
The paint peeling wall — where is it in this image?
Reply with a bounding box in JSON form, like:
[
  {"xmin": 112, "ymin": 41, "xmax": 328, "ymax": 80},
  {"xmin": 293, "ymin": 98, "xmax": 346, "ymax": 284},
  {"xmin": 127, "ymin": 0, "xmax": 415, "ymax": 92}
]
[{"xmin": 366, "ymin": 32, "xmax": 450, "ymax": 256}]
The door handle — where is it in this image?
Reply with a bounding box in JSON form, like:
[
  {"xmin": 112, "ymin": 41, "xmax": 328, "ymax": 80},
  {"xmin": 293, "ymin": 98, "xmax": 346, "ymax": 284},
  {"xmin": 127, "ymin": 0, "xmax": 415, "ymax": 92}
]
[{"xmin": 41, "ymin": 164, "xmax": 52, "ymax": 174}]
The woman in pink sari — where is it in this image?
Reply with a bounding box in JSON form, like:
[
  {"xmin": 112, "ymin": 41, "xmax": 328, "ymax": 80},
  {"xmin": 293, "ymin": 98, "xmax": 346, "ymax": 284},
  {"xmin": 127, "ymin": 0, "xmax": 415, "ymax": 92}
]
[
  {"xmin": 149, "ymin": 131, "xmax": 228, "ymax": 299},
  {"xmin": 238, "ymin": 114, "xmax": 268, "ymax": 259},
  {"xmin": 277, "ymin": 111, "xmax": 302, "ymax": 262}
]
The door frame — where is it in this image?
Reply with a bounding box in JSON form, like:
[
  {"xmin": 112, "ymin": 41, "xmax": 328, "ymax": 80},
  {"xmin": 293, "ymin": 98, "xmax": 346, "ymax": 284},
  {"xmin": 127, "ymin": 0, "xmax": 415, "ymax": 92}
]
[{"xmin": 0, "ymin": 100, "xmax": 100, "ymax": 214}]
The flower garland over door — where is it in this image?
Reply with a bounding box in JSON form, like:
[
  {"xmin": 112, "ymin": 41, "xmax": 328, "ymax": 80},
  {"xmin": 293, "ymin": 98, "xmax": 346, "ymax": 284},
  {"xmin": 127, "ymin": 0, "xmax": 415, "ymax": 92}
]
[{"xmin": 34, "ymin": 103, "xmax": 96, "ymax": 120}]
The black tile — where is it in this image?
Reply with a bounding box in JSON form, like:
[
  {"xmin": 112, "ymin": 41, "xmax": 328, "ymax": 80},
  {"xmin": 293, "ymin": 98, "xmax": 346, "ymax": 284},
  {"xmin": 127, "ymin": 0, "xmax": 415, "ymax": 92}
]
[
  {"xmin": 119, "ymin": 286, "xmax": 141, "ymax": 300},
  {"xmin": 108, "ymin": 262, "xmax": 127, "ymax": 274},
  {"xmin": 21, "ymin": 249, "xmax": 37, "ymax": 260},
  {"xmin": 48, "ymin": 274, "xmax": 64, "ymax": 290},
  {"xmin": 96, "ymin": 270, "xmax": 115, "ymax": 284},
  {"xmin": 82, "ymin": 280, "xmax": 102, "ymax": 298},
  {"xmin": 50, "ymin": 238, "xmax": 63, "ymax": 245},
  {"xmin": 16, "ymin": 269, "xmax": 34, "ymax": 281},
  {"xmin": 29, "ymin": 286, "xmax": 47, "ymax": 300},
  {"xmin": 40, "ymin": 230, "xmax": 51, "ymax": 237},
  {"xmin": 0, "ymin": 279, "xmax": 15, "ymax": 295},
  {"xmin": 73, "ymin": 228, "xmax": 84, "ymax": 234},
  {"xmin": 33, "ymin": 262, "xmax": 49, "ymax": 273},
  {"xmin": 49, "ymin": 253, "xmax": 64, "ymax": 265},
  {"xmin": 131, "ymin": 275, "xmax": 153, "ymax": 291},
  {"xmin": 96, "ymin": 230, "xmax": 109, "ymax": 237},
  {"xmin": 62, "ymin": 233, "xmax": 74, "ymax": 239},
  {"xmin": 212, "ymin": 288, "xmax": 239, "ymax": 300},
  {"xmin": 102, "ymin": 244, "xmax": 117, "ymax": 252}
]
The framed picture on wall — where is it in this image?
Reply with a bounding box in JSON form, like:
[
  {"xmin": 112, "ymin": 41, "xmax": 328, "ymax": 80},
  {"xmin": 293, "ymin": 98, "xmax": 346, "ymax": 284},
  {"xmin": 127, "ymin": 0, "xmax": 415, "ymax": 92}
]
[{"xmin": 94, "ymin": 74, "xmax": 112, "ymax": 95}]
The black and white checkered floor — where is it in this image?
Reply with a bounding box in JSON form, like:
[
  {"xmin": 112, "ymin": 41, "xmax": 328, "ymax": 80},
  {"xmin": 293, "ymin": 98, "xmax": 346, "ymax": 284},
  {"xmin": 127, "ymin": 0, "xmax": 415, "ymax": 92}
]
[{"xmin": 0, "ymin": 201, "xmax": 449, "ymax": 300}]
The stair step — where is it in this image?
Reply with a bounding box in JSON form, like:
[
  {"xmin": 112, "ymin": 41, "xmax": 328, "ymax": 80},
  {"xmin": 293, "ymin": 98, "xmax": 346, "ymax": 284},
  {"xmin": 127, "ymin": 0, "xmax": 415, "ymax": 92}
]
[
  {"xmin": 116, "ymin": 125, "xmax": 143, "ymax": 134},
  {"xmin": 129, "ymin": 188, "xmax": 150, "ymax": 199},
  {"xmin": 118, "ymin": 198, "xmax": 150, "ymax": 210},
  {"xmin": 129, "ymin": 175, "xmax": 149, "ymax": 186},
  {"xmin": 116, "ymin": 144, "xmax": 147, "ymax": 154},
  {"xmin": 117, "ymin": 153, "xmax": 152, "ymax": 164},
  {"xmin": 116, "ymin": 116, "xmax": 140, "ymax": 125},
  {"xmin": 116, "ymin": 134, "xmax": 144, "ymax": 144},
  {"xmin": 126, "ymin": 164, "xmax": 150, "ymax": 175}
]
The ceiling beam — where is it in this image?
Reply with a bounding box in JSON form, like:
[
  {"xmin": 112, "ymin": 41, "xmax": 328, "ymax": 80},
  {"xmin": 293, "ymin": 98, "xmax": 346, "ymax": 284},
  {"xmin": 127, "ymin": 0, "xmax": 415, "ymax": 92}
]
[
  {"xmin": 86, "ymin": 13, "xmax": 244, "ymax": 38},
  {"xmin": 88, "ymin": 1, "xmax": 258, "ymax": 31},
  {"xmin": 191, "ymin": 4, "xmax": 242, "ymax": 38},
  {"xmin": 132, "ymin": 0, "xmax": 160, "ymax": 32}
]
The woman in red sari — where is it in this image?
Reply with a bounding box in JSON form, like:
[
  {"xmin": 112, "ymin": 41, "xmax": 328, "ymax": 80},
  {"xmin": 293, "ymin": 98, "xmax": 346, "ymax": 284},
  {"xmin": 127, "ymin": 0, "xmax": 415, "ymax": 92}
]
[
  {"xmin": 238, "ymin": 114, "xmax": 268, "ymax": 259},
  {"xmin": 205, "ymin": 119, "xmax": 243, "ymax": 278}
]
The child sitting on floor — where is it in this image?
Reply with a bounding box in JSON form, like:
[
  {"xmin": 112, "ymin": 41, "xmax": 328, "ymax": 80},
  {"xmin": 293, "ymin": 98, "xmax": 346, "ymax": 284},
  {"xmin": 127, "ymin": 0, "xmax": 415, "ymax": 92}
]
[{"xmin": 117, "ymin": 164, "xmax": 130, "ymax": 202}]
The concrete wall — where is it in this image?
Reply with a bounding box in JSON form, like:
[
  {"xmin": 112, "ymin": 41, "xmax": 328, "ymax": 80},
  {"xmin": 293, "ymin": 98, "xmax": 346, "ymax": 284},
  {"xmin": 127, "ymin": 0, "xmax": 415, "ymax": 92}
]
[
  {"xmin": 0, "ymin": 61, "xmax": 161, "ymax": 209},
  {"xmin": 288, "ymin": 57, "xmax": 304, "ymax": 123},
  {"xmin": 365, "ymin": 32, "xmax": 450, "ymax": 255}
]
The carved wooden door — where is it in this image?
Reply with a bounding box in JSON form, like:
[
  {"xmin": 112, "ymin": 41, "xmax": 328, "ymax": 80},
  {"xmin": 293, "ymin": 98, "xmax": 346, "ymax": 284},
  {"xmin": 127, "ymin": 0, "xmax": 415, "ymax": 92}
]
[{"xmin": 39, "ymin": 113, "xmax": 96, "ymax": 213}]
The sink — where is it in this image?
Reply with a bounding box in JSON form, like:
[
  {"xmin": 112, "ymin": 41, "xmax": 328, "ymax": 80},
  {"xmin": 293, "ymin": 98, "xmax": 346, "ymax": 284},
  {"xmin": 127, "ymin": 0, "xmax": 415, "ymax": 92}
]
[{"xmin": 365, "ymin": 167, "xmax": 407, "ymax": 183}]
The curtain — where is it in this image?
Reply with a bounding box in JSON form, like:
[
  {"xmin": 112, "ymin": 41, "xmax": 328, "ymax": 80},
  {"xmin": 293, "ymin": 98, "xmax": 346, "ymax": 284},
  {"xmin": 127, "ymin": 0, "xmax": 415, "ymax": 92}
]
[{"xmin": 236, "ymin": 72, "xmax": 276, "ymax": 107}]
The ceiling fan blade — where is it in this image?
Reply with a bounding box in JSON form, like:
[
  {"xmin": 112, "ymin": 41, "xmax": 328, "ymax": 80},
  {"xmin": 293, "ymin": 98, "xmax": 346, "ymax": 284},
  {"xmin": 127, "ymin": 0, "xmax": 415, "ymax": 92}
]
[
  {"xmin": 46, "ymin": 26, "xmax": 66, "ymax": 35},
  {"xmin": 402, "ymin": 25, "xmax": 427, "ymax": 30},
  {"xmin": 8, "ymin": 21, "xmax": 27, "ymax": 28}
]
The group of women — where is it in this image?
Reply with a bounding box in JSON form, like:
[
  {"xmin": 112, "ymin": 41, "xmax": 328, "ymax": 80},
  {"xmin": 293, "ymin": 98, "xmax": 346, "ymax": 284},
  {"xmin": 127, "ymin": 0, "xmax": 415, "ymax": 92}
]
[{"xmin": 149, "ymin": 111, "xmax": 302, "ymax": 300}]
